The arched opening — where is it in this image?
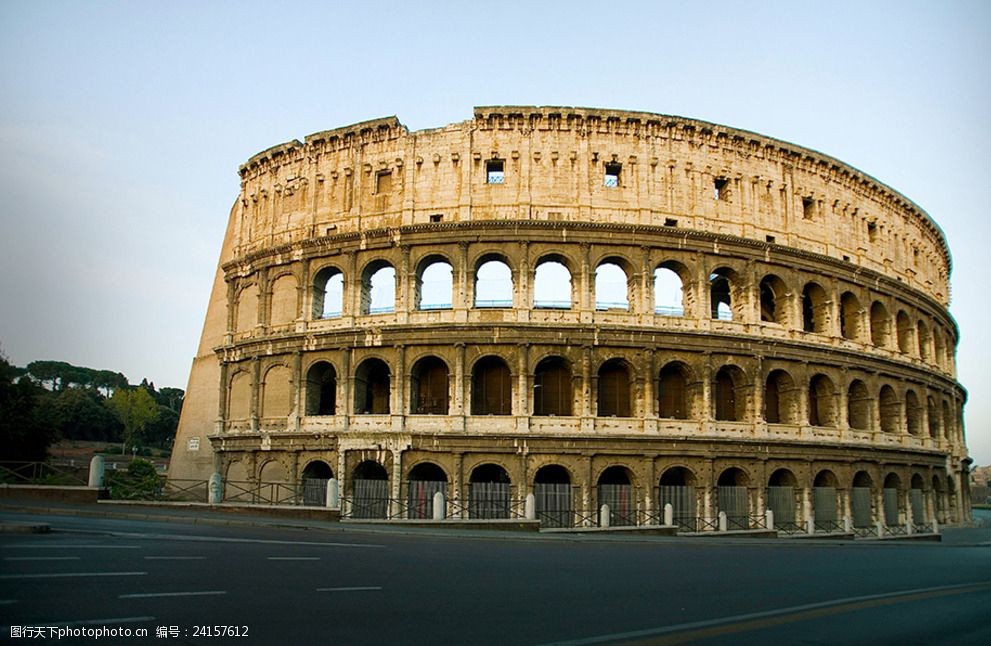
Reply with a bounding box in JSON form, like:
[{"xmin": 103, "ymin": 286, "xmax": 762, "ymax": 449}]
[
  {"xmin": 258, "ymin": 459, "xmax": 292, "ymax": 503},
  {"xmin": 468, "ymin": 463, "xmax": 511, "ymax": 519},
  {"xmin": 534, "ymin": 356, "xmax": 572, "ymax": 416},
  {"xmin": 235, "ymin": 284, "xmax": 258, "ymax": 333},
  {"xmin": 597, "ymin": 359, "xmax": 631, "ymax": 417},
  {"xmin": 905, "ymin": 389, "xmax": 922, "ymax": 436},
  {"xmin": 840, "ymin": 292, "xmax": 861, "ymax": 341},
  {"xmin": 474, "ymin": 257, "xmax": 513, "ymax": 308},
  {"xmin": 910, "ymin": 474, "xmax": 926, "ymax": 525},
  {"xmin": 870, "ymin": 301, "xmax": 891, "ymax": 347},
  {"xmin": 354, "ymin": 358, "xmax": 390, "ymax": 414},
  {"xmin": 933, "ymin": 330, "xmax": 946, "ymax": 369},
  {"xmin": 594, "ymin": 261, "xmax": 629, "ymax": 311},
  {"xmin": 658, "ymin": 362, "xmax": 690, "ymax": 420},
  {"xmin": 852, "ymin": 471, "xmax": 874, "ymax": 528},
  {"xmin": 351, "ymin": 460, "xmax": 389, "ymax": 519},
  {"xmin": 312, "ymin": 267, "xmax": 344, "ymax": 319},
  {"xmin": 533, "ymin": 257, "xmax": 572, "ymax": 309},
  {"xmin": 470, "ymin": 356, "xmax": 512, "ymax": 415},
  {"xmin": 227, "ymin": 371, "xmax": 251, "ymax": 421},
  {"xmin": 360, "ymin": 261, "xmax": 396, "ymax": 315},
  {"xmin": 653, "ymin": 264, "xmax": 685, "ymax": 317},
  {"xmin": 407, "ymin": 462, "xmax": 448, "ymax": 520},
  {"xmin": 808, "ymin": 374, "xmax": 837, "ymax": 427},
  {"xmin": 879, "ymin": 385, "xmax": 899, "ymax": 433},
  {"xmin": 658, "ymin": 467, "xmax": 697, "ymax": 531},
  {"xmin": 927, "ymin": 397, "xmax": 940, "ymax": 438},
  {"xmin": 896, "ymin": 310, "xmax": 913, "ymax": 353},
  {"xmin": 764, "ymin": 369, "xmax": 797, "ymax": 424},
  {"xmin": 300, "ymin": 460, "xmax": 334, "ymax": 506},
  {"xmin": 714, "ymin": 365, "xmax": 746, "ymax": 422},
  {"xmin": 941, "ymin": 400, "xmax": 952, "ymax": 440},
  {"xmin": 813, "ymin": 470, "xmax": 839, "ymax": 531},
  {"xmin": 416, "ymin": 257, "xmax": 453, "ymax": 310},
  {"xmin": 410, "ymin": 356, "xmax": 449, "ymax": 415},
  {"xmin": 269, "ymin": 274, "xmax": 298, "ymax": 326},
  {"xmin": 802, "ymin": 282, "xmax": 828, "ymax": 333},
  {"xmin": 709, "ymin": 268, "xmax": 736, "ymax": 320},
  {"xmin": 260, "ymin": 365, "xmax": 291, "ymax": 419},
  {"xmin": 933, "ymin": 474, "xmax": 946, "ymax": 523},
  {"xmin": 847, "ymin": 380, "xmax": 871, "ymax": 430},
  {"xmin": 305, "ymin": 362, "xmax": 336, "ymax": 416},
  {"xmin": 717, "ymin": 467, "xmax": 750, "ymax": 528},
  {"xmin": 759, "ymin": 275, "xmax": 790, "ymax": 325},
  {"xmin": 767, "ymin": 468, "xmax": 799, "ymax": 530},
  {"xmin": 882, "ymin": 473, "xmax": 901, "ymax": 526},
  {"xmin": 597, "ymin": 466, "xmax": 635, "ymax": 527},
  {"xmin": 534, "ymin": 465, "xmax": 572, "ymax": 528}
]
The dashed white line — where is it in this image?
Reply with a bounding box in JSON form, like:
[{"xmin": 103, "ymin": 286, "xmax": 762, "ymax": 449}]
[
  {"xmin": 268, "ymin": 556, "xmax": 321, "ymax": 561},
  {"xmin": 0, "ymin": 571, "xmax": 147, "ymax": 580},
  {"xmin": 39, "ymin": 616, "xmax": 155, "ymax": 628},
  {"xmin": 119, "ymin": 591, "xmax": 226, "ymax": 599},
  {"xmin": 143, "ymin": 556, "xmax": 206, "ymax": 560},
  {"xmin": 1, "ymin": 544, "xmax": 142, "ymax": 549},
  {"xmin": 3, "ymin": 556, "xmax": 81, "ymax": 561},
  {"xmin": 316, "ymin": 586, "xmax": 383, "ymax": 592},
  {"xmin": 0, "ymin": 600, "xmax": 17, "ymax": 606}
]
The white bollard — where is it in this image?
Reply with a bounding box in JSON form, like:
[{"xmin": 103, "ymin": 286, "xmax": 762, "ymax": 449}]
[
  {"xmin": 664, "ymin": 503, "xmax": 674, "ymax": 527},
  {"xmin": 88, "ymin": 455, "xmax": 105, "ymax": 488},
  {"xmin": 525, "ymin": 493, "xmax": 536, "ymax": 521},
  {"xmin": 765, "ymin": 509, "xmax": 774, "ymax": 531},
  {"xmin": 843, "ymin": 516, "xmax": 852, "ymax": 533},
  {"xmin": 208, "ymin": 472, "xmax": 223, "ymax": 504},
  {"xmin": 906, "ymin": 519, "xmax": 913, "ymax": 535},
  {"xmin": 718, "ymin": 511, "xmax": 728, "ymax": 532},
  {"xmin": 807, "ymin": 518, "xmax": 815, "ymax": 535},
  {"xmin": 600, "ymin": 504, "xmax": 611, "ymax": 528},
  {"xmin": 932, "ymin": 518, "xmax": 939, "ymax": 534},
  {"xmin": 876, "ymin": 521, "xmax": 884, "ymax": 537},
  {"xmin": 432, "ymin": 491, "xmax": 445, "ymax": 521},
  {"xmin": 325, "ymin": 478, "xmax": 340, "ymax": 510}
]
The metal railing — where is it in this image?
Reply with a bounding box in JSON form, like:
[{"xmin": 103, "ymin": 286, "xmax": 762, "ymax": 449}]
[
  {"xmin": 0, "ymin": 461, "xmax": 88, "ymax": 486},
  {"xmin": 775, "ymin": 520, "xmax": 806, "ymax": 535},
  {"xmin": 814, "ymin": 519, "xmax": 845, "ymax": 533}
]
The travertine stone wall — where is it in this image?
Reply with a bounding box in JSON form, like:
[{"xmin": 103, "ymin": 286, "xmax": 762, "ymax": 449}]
[{"xmin": 168, "ymin": 107, "xmax": 969, "ymax": 526}]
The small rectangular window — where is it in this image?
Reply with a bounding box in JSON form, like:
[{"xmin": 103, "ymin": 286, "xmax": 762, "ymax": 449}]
[
  {"xmin": 486, "ymin": 160, "xmax": 504, "ymax": 184},
  {"xmin": 664, "ymin": 218, "xmax": 678, "ymax": 227},
  {"xmin": 867, "ymin": 221, "xmax": 878, "ymax": 242},
  {"xmin": 765, "ymin": 235, "xmax": 776, "ymax": 243},
  {"xmin": 429, "ymin": 214, "xmax": 443, "ymax": 223},
  {"xmin": 802, "ymin": 196, "xmax": 815, "ymax": 220},
  {"xmin": 604, "ymin": 162, "xmax": 621, "ymax": 187},
  {"xmin": 376, "ymin": 170, "xmax": 392, "ymax": 194},
  {"xmin": 714, "ymin": 177, "xmax": 729, "ymax": 200}
]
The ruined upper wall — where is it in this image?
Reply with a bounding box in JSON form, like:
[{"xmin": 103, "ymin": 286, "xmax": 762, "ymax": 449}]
[{"xmin": 231, "ymin": 107, "xmax": 952, "ymax": 306}]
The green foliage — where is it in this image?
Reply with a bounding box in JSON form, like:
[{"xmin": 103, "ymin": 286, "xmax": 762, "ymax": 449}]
[
  {"xmin": 0, "ymin": 352, "xmax": 54, "ymax": 461},
  {"xmin": 50, "ymin": 388, "xmax": 123, "ymax": 442},
  {"xmin": 107, "ymin": 458, "xmax": 164, "ymax": 499},
  {"xmin": 108, "ymin": 387, "xmax": 159, "ymax": 452}
]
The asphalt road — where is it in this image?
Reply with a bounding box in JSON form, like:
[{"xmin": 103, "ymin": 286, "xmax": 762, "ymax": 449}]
[{"xmin": 1, "ymin": 509, "xmax": 989, "ymax": 645}]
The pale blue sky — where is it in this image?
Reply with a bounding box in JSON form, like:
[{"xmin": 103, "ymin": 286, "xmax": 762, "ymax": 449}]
[{"xmin": 1, "ymin": 1, "xmax": 988, "ymax": 463}]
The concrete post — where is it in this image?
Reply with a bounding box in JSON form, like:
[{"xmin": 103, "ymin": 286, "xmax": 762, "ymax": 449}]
[
  {"xmin": 718, "ymin": 511, "xmax": 728, "ymax": 531},
  {"xmin": 876, "ymin": 521, "xmax": 884, "ymax": 537},
  {"xmin": 432, "ymin": 491, "xmax": 445, "ymax": 521},
  {"xmin": 208, "ymin": 472, "xmax": 223, "ymax": 504},
  {"xmin": 806, "ymin": 518, "xmax": 815, "ymax": 535},
  {"xmin": 600, "ymin": 504, "xmax": 611, "ymax": 528},
  {"xmin": 664, "ymin": 503, "xmax": 674, "ymax": 527},
  {"xmin": 765, "ymin": 509, "xmax": 774, "ymax": 531},
  {"xmin": 932, "ymin": 517, "xmax": 939, "ymax": 534},
  {"xmin": 906, "ymin": 519, "xmax": 913, "ymax": 535},
  {"xmin": 843, "ymin": 516, "xmax": 852, "ymax": 533},
  {"xmin": 525, "ymin": 493, "xmax": 536, "ymax": 521},
  {"xmin": 325, "ymin": 478, "xmax": 340, "ymax": 510},
  {"xmin": 88, "ymin": 455, "xmax": 105, "ymax": 488}
]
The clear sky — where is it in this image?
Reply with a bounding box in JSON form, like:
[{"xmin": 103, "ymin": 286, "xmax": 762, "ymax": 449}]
[{"xmin": 1, "ymin": 1, "xmax": 988, "ymax": 464}]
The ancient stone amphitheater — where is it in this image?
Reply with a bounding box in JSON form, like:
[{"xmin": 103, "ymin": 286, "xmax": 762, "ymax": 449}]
[{"xmin": 169, "ymin": 106, "xmax": 970, "ymax": 533}]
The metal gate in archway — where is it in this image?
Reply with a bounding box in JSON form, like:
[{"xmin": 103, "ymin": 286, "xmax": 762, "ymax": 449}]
[
  {"xmin": 767, "ymin": 486, "xmax": 799, "ymax": 532},
  {"xmin": 852, "ymin": 487, "xmax": 873, "ymax": 528},
  {"xmin": 598, "ymin": 484, "xmax": 636, "ymax": 526},
  {"xmin": 407, "ymin": 480, "xmax": 447, "ymax": 519},
  {"xmin": 534, "ymin": 483, "xmax": 573, "ymax": 528},
  {"xmin": 813, "ymin": 487, "xmax": 839, "ymax": 531},
  {"xmin": 469, "ymin": 482, "xmax": 511, "ymax": 519},
  {"xmin": 717, "ymin": 486, "xmax": 749, "ymax": 529},
  {"xmin": 658, "ymin": 485, "xmax": 696, "ymax": 531},
  {"xmin": 352, "ymin": 479, "xmax": 390, "ymax": 519}
]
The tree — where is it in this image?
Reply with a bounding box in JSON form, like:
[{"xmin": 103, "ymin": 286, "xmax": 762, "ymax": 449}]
[
  {"xmin": 0, "ymin": 352, "xmax": 54, "ymax": 461},
  {"xmin": 50, "ymin": 388, "xmax": 122, "ymax": 442},
  {"xmin": 108, "ymin": 387, "xmax": 159, "ymax": 452}
]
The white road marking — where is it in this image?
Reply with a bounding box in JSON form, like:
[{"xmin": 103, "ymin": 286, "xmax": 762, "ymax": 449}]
[
  {"xmin": 78, "ymin": 532, "xmax": 383, "ymax": 549},
  {"xmin": 0, "ymin": 571, "xmax": 147, "ymax": 580},
  {"xmin": 268, "ymin": 556, "xmax": 320, "ymax": 561},
  {"xmin": 540, "ymin": 581, "xmax": 991, "ymax": 645},
  {"xmin": 119, "ymin": 591, "xmax": 226, "ymax": 599},
  {"xmin": 316, "ymin": 586, "xmax": 383, "ymax": 592},
  {"xmin": 0, "ymin": 600, "xmax": 17, "ymax": 605},
  {"xmin": 1, "ymin": 544, "xmax": 141, "ymax": 549},
  {"xmin": 3, "ymin": 556, "xmax": 81, "ymax": 561},
  {"xmin": 39, "ymin": 616, "xmax": 155, "ymax": 628},
  {"xmin": 144, "ymin": 556, "xmax": 206, "ymax": 560}
]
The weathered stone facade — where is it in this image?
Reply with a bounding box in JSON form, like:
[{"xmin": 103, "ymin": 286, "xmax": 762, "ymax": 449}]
[{"xmin": 169, "ymin": 106, "xmax": 970, "ymax": 528}]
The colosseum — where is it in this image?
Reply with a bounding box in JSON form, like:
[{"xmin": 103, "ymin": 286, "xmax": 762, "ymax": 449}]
[{"xmin": 169, "ymin": 106, "xmax": 971, "ymax": 534}]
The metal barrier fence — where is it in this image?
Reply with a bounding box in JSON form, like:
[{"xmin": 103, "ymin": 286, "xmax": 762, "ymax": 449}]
[{"xmin": 0, "ymin": 461, "xmax": 88, "ymax": 486}]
